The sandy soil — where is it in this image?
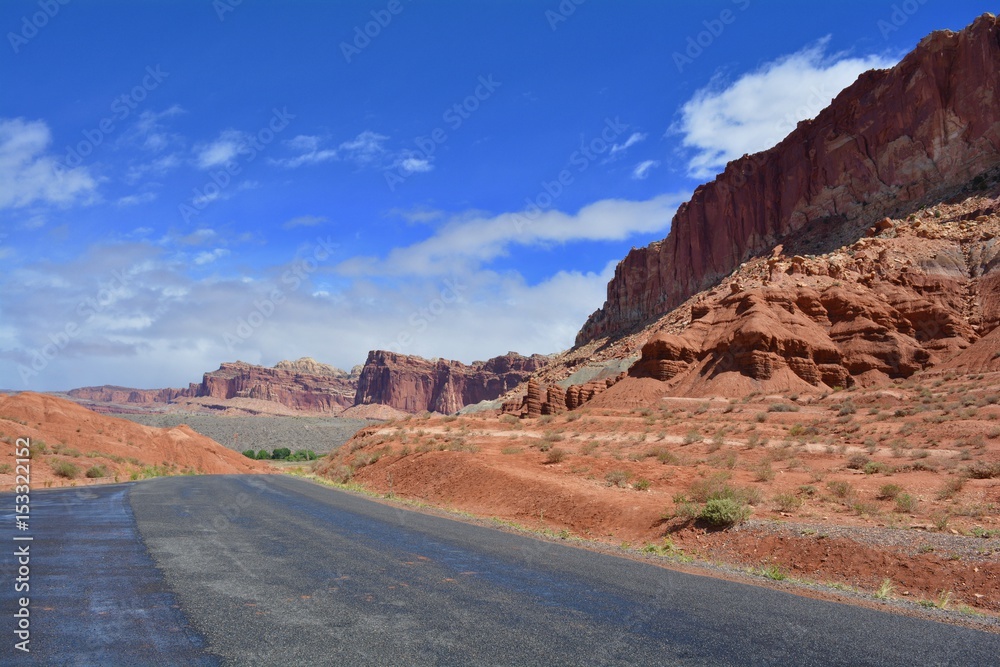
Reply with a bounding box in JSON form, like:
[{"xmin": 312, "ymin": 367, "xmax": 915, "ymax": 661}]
[{"xmin": 319, "ymin": 371, "xmax": 1000, "ymax": 616}]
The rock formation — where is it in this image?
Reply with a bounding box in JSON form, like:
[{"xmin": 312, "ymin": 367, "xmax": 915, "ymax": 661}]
[
  {"xmin": 66, "ymin": 386, "xmax": 188, "ymax": 404},
  {"xmin": 578, "ymin": 14, "xmax": 1000, "ymax": 344},
  {"xmin": 194, "ymin": 361, "xmax": 356, "ymax": 412},
  {"xmin": 623, "ymin": 198, "xmax": 999, "ymax": 395},
  {"xmin": 354, "ymin": 351, "xmax": 549, "ymax": 414},
  {"xmin": 68, "ymin": 358, "xmax": 357, "ymax": 414}
]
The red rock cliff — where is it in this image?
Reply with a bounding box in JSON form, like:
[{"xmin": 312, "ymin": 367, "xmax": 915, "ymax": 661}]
[
  {"xmin": 578, "ymin": 14, "xmax": 1000, "ymax": 344},
  {"xmin": 68, "ymin": 357, "xmax": 357, "ymax": 414},
  {"xmin": 354, "ymin": 351, "xmax": 549, "ymax": 414},
  {"xmin": 195, "ymin": 361, "xmax": 356, "ymax": 412}
]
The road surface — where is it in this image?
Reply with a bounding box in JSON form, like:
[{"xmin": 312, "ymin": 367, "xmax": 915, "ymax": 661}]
[{"xmin": 2, "ymin": 475, "xmax": 999, "ymax": 665}]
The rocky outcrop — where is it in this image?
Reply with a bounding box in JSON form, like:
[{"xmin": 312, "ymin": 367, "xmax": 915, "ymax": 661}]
[
  {"xmin": 354, "ymin": 351, "xmax": 549, "ymax": 414},
  {"xmin": 68, "ymin": 358, "xmax": 358, "ymax": 414},
  {"xmin": 503, "ymin": 373, "xmax": 626, "ymax": 417},
  {"xmin": 67, "ymin": 386, "xmax": 188, "ymax": 404},
  {"xmin": 578, "ymin": 14, "xmax": 1000, "ymax": 345},
  {"xmin": 274, "ymin": 357, "xmax": 363, "ymax": 381},
  {"xmin": 195, "ymin": 361, "xmax": 355, "ymax": 412},
  {"xmin": 623, "ymin": 197, "xmax": 1000, "ymax": 395}
]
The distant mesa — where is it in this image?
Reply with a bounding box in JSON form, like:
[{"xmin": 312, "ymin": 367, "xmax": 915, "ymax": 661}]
[
  {"xmin": 354, "ymin": 350, "xmax": 549, "ymax": 414},
  {"xmin": 66, "ymin": 352, "xmax": 547, "ymax": 416}
]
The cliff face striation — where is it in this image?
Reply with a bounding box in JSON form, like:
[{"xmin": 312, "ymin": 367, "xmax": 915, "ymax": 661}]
[
  {"xmin": 354, "ymin": 351, "xmax": 550, "ymax": 414},
  {"xmin": 194, "ymin": 361, "xmax": 356, "ymax": 412},
  {"xmin": 578, "ymin": 14, "xmax": 1000, "ymax": 345},
  {"xmin": 68, "ymin": 357, "xmax": 358, "ymax": 414}
]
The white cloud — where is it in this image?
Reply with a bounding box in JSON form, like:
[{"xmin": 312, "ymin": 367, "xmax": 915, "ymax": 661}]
[
  {"xmin": 272, "ymin": 129, "xmax": 437, "ymax": 178},
  {"xmin": 610, "ymin": 132, "xmax": 646, "ymax": 156},
  {"xmin": 193, "ymin": 248, "xmax": 230, "ymax": 265},
  {"xmin": 339, "ymin": 194, "xmax": 685, "ymax": 277},
  {"xmin": 397, "ymin": 156, "xmax": 433, "ymax": 173},
  {"xmin": 0, "ymin": 117, "xmax": 98, "ymax": 209},
  {"xmin": 632, "ymin": 160, "xmax": 660, "ymax": 180},
  {"xmin": 0, "ymin": 239, "xmax": 619, "ymax": 391},
  {"xmin": 122, "ymin": 106, "xmax": 185, "ymax": 153},
  {"xmin": 389, "ymin": 206, "xmax": 444, "ymax": 224},
  {"xmin": 675, "ymin": 38, "xmax": 898, "ymax": 178},
  {"xmin": 194, "ymin": 129, "xmax": 246, "ymax": 169},
  {"xmin": 116, "ymin": 192, "xmax": 157, "ymax": 207},
  {"xmin": 124, "ymin": 153, "xmax": 181, "ymax": 185},
  {"xmin": 338, "ymin": 130, "xmax": 388, "ymax": 164},
  {"xmin": 282, "ymin": 215, "xmax": 327, "ymax": 230}
]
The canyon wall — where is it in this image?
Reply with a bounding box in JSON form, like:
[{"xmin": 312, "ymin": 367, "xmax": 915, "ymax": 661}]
[{"xmin": 578, "ymin": 14, "xmax": 1000, "ymax": 344}]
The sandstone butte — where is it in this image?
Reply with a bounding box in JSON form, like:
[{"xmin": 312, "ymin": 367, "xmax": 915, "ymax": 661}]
[
  {"xmin": 68, "ymin": 358, "xmax": 358, "ymax": 414},
  {"xmin": 353, "ymin": 350, "xmax": 549, "ymax": 414},
  {"xmin": 578, "ymin": 13, "xmax": 1000, "ymax": 345},
  {"xmin": 68, "ymin": 352, "xmax": 550, "ymax": 416}
]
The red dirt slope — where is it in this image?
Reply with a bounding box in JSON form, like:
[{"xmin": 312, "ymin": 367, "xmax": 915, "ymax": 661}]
[{"xmin": 0, "ymin": 392, "xmax": 270, "ymax": 488}]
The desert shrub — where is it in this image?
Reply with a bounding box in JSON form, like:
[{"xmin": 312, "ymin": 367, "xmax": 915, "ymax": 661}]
[
  {"xmin": 877, "ymin": 483, "xmax": 903, "ymax": 500},
  {"xmin": 0, "ymin": 464, "xmax": 12, "ymax": 474},
  {"xmin": 894, "ymin": 493, "xmax": 919, "ymax": 513},
  {"xmin": 499, "ymin": 414, "xmax": 520, "ymax": 425},
  {"xmin": 682, "ymin": 429, "xmax": 702, "ymax": 445},
  {"xmin": 826, "ymin": 480, "xmax": 852, "ymax": 499},
  {"xmin": 852, "ymin": 501, "xmax": 880, "ymax": 516},
  {"xmin": 937, "ymin": 477, "xmax": 966, "ymax": 500},
  {"xmin": 837, "ymin": 400, "xmax": 857, "ymax": 416},
  {"xmin": 579, "ymin": 441, "xmax": 599, "ymax": 456},
  {"xmin": 605, "ymin": 470, "xmax": 632, "ymax": 488},
  {"xmin": 755, "ymin": 413, "xmax": 768, "ymax": 423},
  {"xmin": 544, "ymin": 448, "xmax": 567, "ymax": 464},
  {"xmin": 633, "ymin": 478, "xmax": 651, "ymax": 491},
  {"xmin": 846, "ymin": 454, "xmax": 870, "ymax": 470},
  {"xmin": 774, "ymin": 493, "xmax": 802, "ymax": 512},
  {"xmin": 52, "ymin": 461, "xmax": 79, "ymax": 479},
  {"xmin": 753, "ymin": 461, "xmax": 775, "ymax": 482},
  {"xmin": 863, "ymin": 461, "xmax": 889, "ymax": 475},
  {"xmin": 85, "ymin": 465, "xmax": 109, "ymax": 478},
  {"xmin": 700, "ymin": 497, "xmax": 751, "ymax": 526},
  {"xmin": 327, "ymin": 464, "xmax": 354, "ymax": 484},
  {"xmin": 768, "ymin": 403, "xmax": 799, "ymax": 413},
  {"xmin": 966, "ymin": 462, "xmax": 1000, "ymax": 479},
  {"xmin": 501, "ymin": 446, "xmax": 522, "ymax": 455}
]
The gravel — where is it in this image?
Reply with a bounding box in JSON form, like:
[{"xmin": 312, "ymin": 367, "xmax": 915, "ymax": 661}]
[{"xmin": 118, "ymin": 413, "xmax": 375, "ymax": 455}]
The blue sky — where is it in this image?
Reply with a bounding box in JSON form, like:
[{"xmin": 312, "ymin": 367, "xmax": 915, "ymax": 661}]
[{"xmin": 0, "ymin": 0, "xmax": 993, "ymax": 391}]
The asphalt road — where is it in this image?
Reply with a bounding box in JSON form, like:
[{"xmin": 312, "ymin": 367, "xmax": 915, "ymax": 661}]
[{"xmin": 2, "ymin": 475, "xmax": 1000, "ymax": 665}]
